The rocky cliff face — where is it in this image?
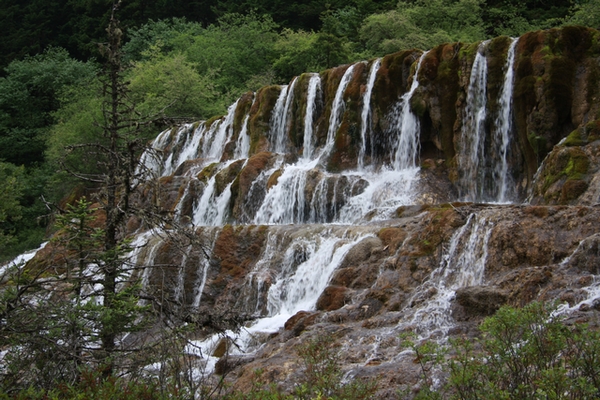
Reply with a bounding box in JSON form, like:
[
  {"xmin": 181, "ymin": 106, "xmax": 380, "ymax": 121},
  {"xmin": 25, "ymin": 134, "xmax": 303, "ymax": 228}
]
[{"xmin": 31, "ymin": 27, "xmax": 600, "ymax": 396}]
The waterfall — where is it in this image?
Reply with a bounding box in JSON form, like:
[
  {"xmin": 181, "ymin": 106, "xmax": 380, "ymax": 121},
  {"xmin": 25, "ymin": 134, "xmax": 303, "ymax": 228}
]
[
  {"xmin": 234, "ymin": 115, "xmax": 251, "ymax": 159},
  {"xmin": 403, "ymin": 213, "xmax": 493, "ymax": 339},
  {"xmin": 358, "ymin": 59, "xmax": 381, "ymax": 170},
  {"xmin": 191, "ymin": 160, "xmax": 240, "ymax": 226},
  {"xmin": 270, "ymin": 78, "xmax": 297, "ymax": 153},
  {"xmin": 253, "ymin": 162, "xmax": 313, "ymax": 225},
  {"xmin": 185, "ymin": 226, "xmax": 373, "ymax": 373},
  {"xmin": 494, "ymin": 37, "xmax": 518, "ymax": 203},
  {"xmin": 391, "ymin": 51, "xmax": 428, "ymax": 170},
  {"xmin": 321, "ymin": 64, "xmax": 357, "ymax": 160},
  {"xmin": 302, "ymin": 73, "xmax": 321, "ymax": 160},
  {"xmin": 204, "ymin": 100, "xmax": 239, "ymax": 160},
  {"xmin": 459, "ymin": 38, "xmax": 518, "ymax": 203},
  {"xmin": 459, "ymin": 41, "xmax": 489, "ymax": 201}
]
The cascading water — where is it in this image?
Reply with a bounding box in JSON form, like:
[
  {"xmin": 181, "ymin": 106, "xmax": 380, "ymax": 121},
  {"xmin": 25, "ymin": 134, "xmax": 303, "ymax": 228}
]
[
  {"xmin": 494, "ymin": 37, "xmax": 518, "ymax": 203},
  {"xmin": 270, "ymin": 78, "xmax": 297, "ymax": 153},
  {"xmin": 392, "ymin": 51, "xmax": 428, "ymax": 170},
  {"xmin": 205, "ymin": 100, "xmax": 239, "ymax": 160},
  {"xmin": 459, "ymin": 41, "xmax": 489, "ymax": 201},
  {"xmin": 185, "ymin": 226, "xmax": 374, "ymax": 374},
  {"xmin": 459, "ymin": 38, "xmax": 518, "ymax": 203},
  {"xmin": 320, "ymin": 64, "xmax": 357, "ymax": 160},
  {"xmin": 302, "ymin": 73, "xmax": 321, "ymax": 161},
  {"xmin": 234, "ymin": 115, "xmax": 251, "ymax": 159},
  {"xmin": 358, "ymin": 58, "xmax": 381, "ymax": 170},
  {"xmin": 402, "ymin": 212, "xmax": 494, "ymax": 339}
]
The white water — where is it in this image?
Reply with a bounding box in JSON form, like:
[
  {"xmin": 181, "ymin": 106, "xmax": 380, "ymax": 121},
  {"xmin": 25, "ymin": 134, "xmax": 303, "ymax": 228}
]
[
  {"xmin": 234, "ymin": 115, "xmax": 251, "ymax": 159},
  {"xmin": 460, "ymin": 41, "xmax": 489, "ymax": 201},
  {"xmin": 0, "ymin": 241, "xmax": 48, "ymax": 278},
  {"xmin": 403, "ymin": 213, "xmax": 493, "ymax": 339},
  {"xmin": 358, "ymin": 59, "xmax": 381, "ymax": 170},
  {"xmin": 392, "ymin": 51, "xmax": 428, "ymax": 170},
  {"xmin": 459, "ymin": 38, "xmax": 518, "ymax": 203},
  {"xmin": 270, "ymin": 78, "xmax": 297, "ymax": 153},
  {"xmin": 192, "ymin": 176, "xmax": 233, "ymax": 227},
  {"xmin": 253, "ymin": 160, "xmax": 316, "ymax": 225},
  {"xmin": 205, "ymin": 100, "xmax": 239, "ymax": 160},
  {"xmin": 494, "ymin": 38, "xmax": 518, "ymax": 203},
  {"xmin": 302, "ymin": 73, "xmax": 321, "ymax": 160},
  {"xmin": 320, "ymin": 64, "xmax": 357, "ymax": 160},
  {"xmin": 186, "ymin": 227, "xmax": 373, "ymax": 374}
]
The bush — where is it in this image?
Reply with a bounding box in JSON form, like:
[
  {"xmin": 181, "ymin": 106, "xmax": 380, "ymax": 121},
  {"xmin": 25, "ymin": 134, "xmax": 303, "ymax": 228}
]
[{"xmin": 413, "ymin": 302, "xmax": 600, "ymax": 399}]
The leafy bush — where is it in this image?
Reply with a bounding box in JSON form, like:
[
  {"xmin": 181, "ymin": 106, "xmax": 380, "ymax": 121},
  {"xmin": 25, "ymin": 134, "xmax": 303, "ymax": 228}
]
[{"xmin": 412, "ymin": 302, "xmax": 600, "ymax": 399}]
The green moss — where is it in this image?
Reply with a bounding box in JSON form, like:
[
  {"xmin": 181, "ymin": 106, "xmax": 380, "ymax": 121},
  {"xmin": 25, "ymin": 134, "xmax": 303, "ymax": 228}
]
[
  {"xmin": 248, "ymin": 85, "xmax": 282, "ymax": 154},
  {"xmin": 563, "ymin": 129, "xmax": 586, "ymax": 147},
  {"xmin": 564, "ymin": 152, "xmax": 589, "ymax": 180},
  {"xmin": 542, "ymin": 147, "xmax": 590, "ymax": 196},
  {"xmin": 206, "ymin": 114, "xmax": 223, "ymax": 129},
  {"xmin": 585, "ymin": 120, "xmax": 600, "ymax": 142},
  {"xmin": 197, "ymin": 162, "xmax": 218, "ymax": 182},
  {"xmin": 459, "ymin": 41, "xmax": 481, "ymax": 65}
]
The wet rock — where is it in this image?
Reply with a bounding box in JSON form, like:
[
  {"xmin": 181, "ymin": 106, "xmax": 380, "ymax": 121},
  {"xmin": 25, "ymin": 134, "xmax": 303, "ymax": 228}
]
[
  {"xmin": 316, "ymin": 286, "xmax": 349, "ymax": 311},
  {"xmin": 214, "ymin": 354, "xmax": 255, "ymax": 376},
  {"xmin": 284, "ymin": 311, "xmax": 319, "ymax": 336},
  {"xmin": 349, "ymin": 298, "xmax": 384, "ymax": 321},
  {"xmin": 454, "ymin": 286, "xmax": 508, "ymax": 318}
]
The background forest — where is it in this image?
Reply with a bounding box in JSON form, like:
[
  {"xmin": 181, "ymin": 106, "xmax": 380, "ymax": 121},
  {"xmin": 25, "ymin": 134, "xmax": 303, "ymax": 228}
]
[{"xmin": 0, "ymin": 0, "xmax": 599, "ymax": 261}]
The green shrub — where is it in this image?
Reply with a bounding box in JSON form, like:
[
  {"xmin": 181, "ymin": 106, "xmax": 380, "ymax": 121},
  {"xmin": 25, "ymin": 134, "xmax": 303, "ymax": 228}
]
[{"xmin": 413, "ymin": 302, "xmax": 600, "ymax": 399}]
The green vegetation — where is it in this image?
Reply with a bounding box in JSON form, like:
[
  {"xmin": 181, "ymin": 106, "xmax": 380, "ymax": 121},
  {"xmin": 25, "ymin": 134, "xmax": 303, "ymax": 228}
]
[{"xmin": 408, "ymin": 302, "xmax": 600, "ymax": 399}]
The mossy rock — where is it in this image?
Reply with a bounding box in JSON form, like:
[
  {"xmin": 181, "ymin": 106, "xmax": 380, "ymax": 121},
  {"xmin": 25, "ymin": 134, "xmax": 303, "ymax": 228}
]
[
  {"xmin": 267, "ymin": 168, "xmax": 283, "ymax": 190},
  {"xmin": 566, "ymin": 120, "xmax": 600, "ymax": 146},
  {"xmin": 559, "ymin": 179, "xmax": 589, "ymax": 203},
  {"xmin": 197, "ymin": 162, "xmax": 219, "ymax": 182},
  {"xmin": 535, "ymin": 145, "xmax": 591, "ymax": 204},
  {"xmin": 214, "ymin": 159, "xmax": 245, "ymax": 196},
  {"xmin": 248, "ymin": 85, "xmax": 283, "ymax": 155}
]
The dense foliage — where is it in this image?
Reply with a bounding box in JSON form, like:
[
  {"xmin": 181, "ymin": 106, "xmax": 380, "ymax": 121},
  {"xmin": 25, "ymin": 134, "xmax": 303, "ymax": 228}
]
[{"xmin": 410, "ymin": 302, "xmax": 600, "ymax": 399}]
